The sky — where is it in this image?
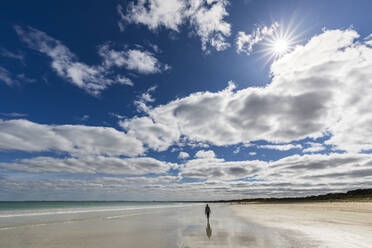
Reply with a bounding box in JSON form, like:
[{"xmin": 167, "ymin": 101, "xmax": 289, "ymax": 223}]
[{"xmin": 1, "ymin": 0, "xmax": 372, "ymax": 200}]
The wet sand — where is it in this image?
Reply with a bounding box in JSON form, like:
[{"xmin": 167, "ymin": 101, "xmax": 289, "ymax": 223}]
[
  {"xmin": 233, "ymin": 202, "xmax": 372, "ymax": 248},
  {"xmin": 1, "ymin": 202, "xmax": 371, "ymax": 247}
]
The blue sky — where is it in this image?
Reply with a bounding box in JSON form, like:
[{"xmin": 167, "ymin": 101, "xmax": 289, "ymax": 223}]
[{"xmin": 1, "ymin": 0, "xmax": 372, "ymax": 200}]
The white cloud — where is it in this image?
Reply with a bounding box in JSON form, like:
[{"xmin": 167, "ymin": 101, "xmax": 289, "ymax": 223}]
[
  {"xmin": 0, "ymin": 112, "xmax": 27, "ymax": 117},
  {"xmin": 270, "ymin": 28, "xmax": 372, "ymax": 153},
  {"xmin": 0, "ymin": 67, "xmax": 15, "ymax": 86},
  {"xmin": 4, "ymin": 27, "xmax": 372, "ymax": 199},
  {"xmin": 116, "ymin": 4, "xmax": 126, "ymax": 31},
  {"xmin": 109, "ymin": 112, "xmax": 126, "ymax": 120},
  {"xmin": 236, "ymin": 22, "xmax": 279, "ymax": 55},
  {"xmin": 178, "ymin": 152, "xmax": 372, "ymax": 197},
  {"xmin": 265, "ymin": 153, "xmax": 372, "ymax": 185},
  {"xmin": 187, "ymin": 0, "xmax": 231, "ymax": 51},
  {"xmin": 116, "ymin": 75, "xmax": 134, "ymax": 86},
  {"xmin": 15, "ymin": 26, "xmax": 132, "ymax": 95},
  {"xmin": 125, "ymin": 49, "xmax": 165, "ymax": 73},
  {"xmin": 0, "ymin": 156, "xmax": 177, "ymax": 175},
  {"xmin": 364, "ymin": 33, "xmax": 372, "ymax": 46},
  {"xmin": 0, "ymin": 48, "xmax": 24, "ymax": 63},
  {"xmin": 122, "ymin": 0, "xmax": 186, "ymax": 31},
  {"xmin": 134, "ymin": 85, "xmax": 157, "ymax": 113},
  {"xmin": 121, "ymin": 29, "xmax": 372, "ymax": 153},
  {"xmin": 149, "ymin": 43, "xmax": 161, "ymax": 53},
  {"xmin": 233, "ymin": 146, "xmax": 240, "ymax": 154},
  {"xmin": 0, "ymin": 119, "xmax": 144, "ymax": 157},
  {"xmin": 121, "ymin": 0, "xmax": 231, "ymax": 52},
  {"xmin": 195, "ymin": 150, "xmax": 216, "ymax": 159},
  {"xmin": 0, "ymin": 175, "xmax": 182, "ymax": 200},
  {"xmin": 99, "ymin": 45, "xmax": 169, "ymax": 74},
  {"xmin": 1, "ymin": 151, "xmax": 372, "ymax": 200},
  {"xmin": 120, "ymin": 116, "xmax": 180, "ymax": 151},
  {"xmin": 125, "ymin": 49, "xmax": 159, "ymax": 73},
  {"xmin": 303, "ymin": 142, "xmax": 325, "ymax": 153},
  {"xmin": 15, "ymin": 26, "xmax": 165, "ymax": 95},
  {"xmin": 258, "ymin": 144, "xmax": 302, "ymax": 151},
  {"xmin": 121, "ymin": 80, "xmax": 327, "ymax": 149},
  {"xmin": 180, "ymin": 156, "xmax": 263, "ymax": 180},
  {"xmin": 141, "ymin": 92, "xmax": 155, "ymax": 103},
  {"xmin": 178, "ymin": 151, "xmax": 190, "ymax": 159}
]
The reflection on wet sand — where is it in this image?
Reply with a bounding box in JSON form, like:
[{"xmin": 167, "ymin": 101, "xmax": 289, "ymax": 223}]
[
  {"xmin": 0, "ymin": 204, "xmax": 318, "ymax": 248},
  {"xmin": 206, "ymin": 219, "xmax": 212, "ymax": 239},
  {"xmin": 181, "ymin": 204, "xmax": 315, "ymax": 247}
]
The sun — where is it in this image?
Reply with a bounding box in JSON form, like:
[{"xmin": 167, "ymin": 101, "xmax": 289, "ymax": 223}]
[
  {"xmin": 263, "ymin": 33, "xmax": 295, "ymax": 61},
  {"xmin": 272, "ymin": 38, "xmax": 289, "ymax": 55},
  {"xmin": 259, "ymin": 21, "xmax": 304, "ymax": 63}
]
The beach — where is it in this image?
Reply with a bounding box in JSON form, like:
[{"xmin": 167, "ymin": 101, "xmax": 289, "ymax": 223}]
[
  {"xmin": 232, "ymin": 202, "xmax": 372, "ymax": 248},
  {"xmin": 0, "ymin": 202, "xmax": 371, "ymax": 247}
]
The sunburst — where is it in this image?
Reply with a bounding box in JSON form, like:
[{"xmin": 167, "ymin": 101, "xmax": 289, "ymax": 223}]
[
  {"xmin": 259, "ymin": 20, "xmax": 304, "ymax": 64},
  {"xmin": 272, "ymin": 38, "xmax": 289, "ymax": 55}
]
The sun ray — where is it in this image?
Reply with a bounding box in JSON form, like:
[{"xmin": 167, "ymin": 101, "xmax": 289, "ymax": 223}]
[{"xmin": 255, "ymin": 18, "xmax": 308, "ymax": 68}]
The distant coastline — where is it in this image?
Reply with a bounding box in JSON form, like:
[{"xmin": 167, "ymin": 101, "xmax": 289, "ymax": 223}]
[
  {"xmin": 1, "ymin": 188, "xmax": 371, "ymax": 204},
  {"xmin": 209, "ymin": 188, "xmax": 372, "ymax": 203}
]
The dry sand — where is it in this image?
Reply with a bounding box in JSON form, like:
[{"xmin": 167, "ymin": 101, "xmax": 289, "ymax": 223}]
[{"xmin": 232, "ymin": 202, "xmax": 372, "ymax": 248}]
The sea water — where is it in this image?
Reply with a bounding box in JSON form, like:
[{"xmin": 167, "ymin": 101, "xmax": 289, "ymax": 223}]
[{"xmin": 0, "ymin": 201, "xmax": 201, "ymax": 229}]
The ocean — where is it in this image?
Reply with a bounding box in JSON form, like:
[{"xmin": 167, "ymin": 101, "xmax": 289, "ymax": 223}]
[{"xmin": 0, "ymin": 201, "xmax": 202, "ymax": 229}]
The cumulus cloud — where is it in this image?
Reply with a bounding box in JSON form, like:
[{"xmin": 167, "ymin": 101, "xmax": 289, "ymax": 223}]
[
  {"xmin": 264, "ymin": 153, "xmax": 372, "ymax": 185},
  {"xmin": 121, "ymin": 29, "xmax": 372, "ymax": 153},
  {"xmin": 121, "ymin": 80, "xmax": 327, "ymax": 149},
  {"xmin": 15, "ymin": 26, "xmax": 166, "ymax": 95},
  {"xmin": 122, "ymin": 0, "xmax": 186, "ymax": 31},
  {"xmin": 1, "ymin": 151, "xmax": 372, "ymax": 200},
  {"xmin": 4, "ymin": 27, "xmax": 372, "ymax": 200},
  {"xmin": 187, "ymin": 0, "xmax": 231, "ymax": 51},
  {"xmin": 0, "ymin": 175, "xmax": 181, "ymax": 200},
  {"xmin": 120, "ymin": 0, "xmax": 231, "ymax": 52},
  {"xmin": 179, "ymin": 151, "xmax": 372, "ymax": 187},
  {"xmin": 0, "ymin": 119, "xmax": 144, "ymax": 157},
  {"xmin": 0, "ymin": 156, "xmax": 177, "ymax": 175},
  {"xmin": 121, "ymin": 116, "xmax": 180, "ymax": 151},
  {"xmin": 236, "ymin": 22, "xmax": 279, "ymax": 55},
  {"xmin": 178, "ymin": 151, "xmax": 190, "ymax": 159},
  {"xmin": 180, "ymin": 156, "xmax": 264, "ymax": 180},
  {"xmin": 177, "ymin": 152, "xmax": 372, "ymax": 198},
  {"xmin": 195, "ymin": 150, "xmax": 216, "ymax": 159}
]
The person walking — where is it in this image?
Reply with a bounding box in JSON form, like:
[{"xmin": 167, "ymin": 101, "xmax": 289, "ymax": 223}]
[{"xmin": 205, "ymin": 204, "xmax": 211, "ymax": 220}]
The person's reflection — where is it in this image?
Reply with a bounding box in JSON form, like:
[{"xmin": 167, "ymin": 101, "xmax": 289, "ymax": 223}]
[{"xmin": 206, "ymin": 218, "xmax": 212, "ymax": 239}]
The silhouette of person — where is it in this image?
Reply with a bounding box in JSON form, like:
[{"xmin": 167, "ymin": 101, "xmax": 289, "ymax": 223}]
[
  {"xmin": 205, "ymin": 204, "xmax": 211, "ymax": 220},
  {"xmin": 206, "ymin": 219, "xmax": 212, "ymax": 239}
]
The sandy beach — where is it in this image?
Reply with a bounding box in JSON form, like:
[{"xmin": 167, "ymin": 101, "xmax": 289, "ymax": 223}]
[
  {"xmin": 232, "ymin": 202, "xmax": 372, "ymax": 248},
  {"xmin": 0, "ymin": 202, "xmax": 371, "ymax": 247}
]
